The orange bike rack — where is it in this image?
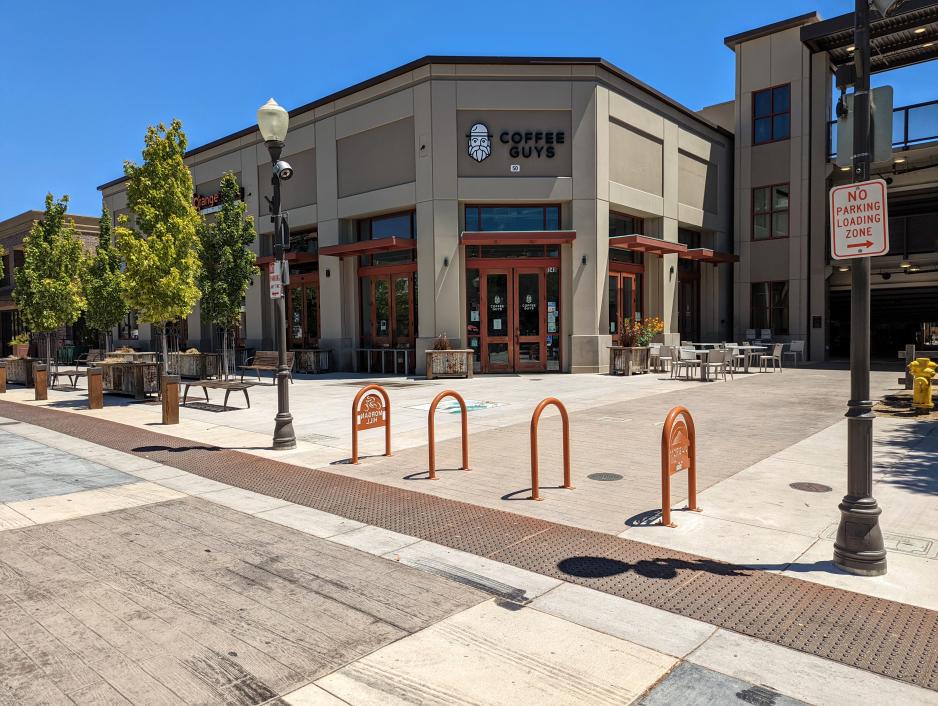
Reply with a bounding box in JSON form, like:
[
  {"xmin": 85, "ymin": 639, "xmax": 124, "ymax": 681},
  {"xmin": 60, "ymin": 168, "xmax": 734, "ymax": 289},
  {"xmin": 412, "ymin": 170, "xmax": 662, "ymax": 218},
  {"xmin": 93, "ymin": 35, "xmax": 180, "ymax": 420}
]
[
  {"xmin": 427, "ymin": 390, "xmax": 470, "ymax": 480},
  {"xmin": 351, "ymin": 384, "xmax": 392, "ymax": 464},
  {"xmin": 660, "ymin": 405, "xmax": 701, "ymax": 527},
  {"xmin": 529, "ymin": 397, "xmax": 573, "ymax": 500}
]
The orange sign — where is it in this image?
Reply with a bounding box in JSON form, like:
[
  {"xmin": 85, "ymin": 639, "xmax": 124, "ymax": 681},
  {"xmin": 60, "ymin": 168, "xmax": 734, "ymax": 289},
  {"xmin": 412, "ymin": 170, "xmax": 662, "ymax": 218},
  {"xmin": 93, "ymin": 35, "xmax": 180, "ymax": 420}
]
[
  {"xmin": 351, "ymin": 384, "xmax": 392, "ymax": 464},
  {"xmin": 660, "ymin": 406, "xmax": 700, "ymax": 527},
  {"xmin": 357, "ymin": 393, "xmax": 387, "ymax": 430}
]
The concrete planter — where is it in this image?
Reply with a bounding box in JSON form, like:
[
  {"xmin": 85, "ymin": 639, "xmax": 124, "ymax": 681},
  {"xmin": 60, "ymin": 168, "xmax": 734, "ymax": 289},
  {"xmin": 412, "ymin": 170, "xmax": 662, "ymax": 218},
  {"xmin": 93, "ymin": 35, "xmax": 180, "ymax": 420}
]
[
  {"xmin": 425, "ymin": 349, "xmax": 474, "ymax": 379},
  {"xmin": 4, "ymin": 357, "xmax": 36, "ymax": 386},
  {"xmin": 608, "ymin": 346, "xmax": 650, "ymax": 376},
  {"xmin": 12, "ymin": 344, "xmax": 30, "ymax": 359}
]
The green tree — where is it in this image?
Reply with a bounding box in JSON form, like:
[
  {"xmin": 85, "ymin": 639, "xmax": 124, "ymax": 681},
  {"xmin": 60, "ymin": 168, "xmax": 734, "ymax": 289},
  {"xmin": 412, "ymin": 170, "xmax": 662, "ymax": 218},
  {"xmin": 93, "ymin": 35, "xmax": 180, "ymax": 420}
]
[
  {"xmin": 84, "ymin": 206, "xmax": 127, "ymax": 351},
  {"xmin": 115, "ymin": 119, "xmax": 202, "ymax": 365},
  {"xmin": 12, "ymin": 193, "xmax": 87, "ymax": 366},
  {"xmin": 197, "ymin": 172, "xmax": 258, "ymax": 378}
]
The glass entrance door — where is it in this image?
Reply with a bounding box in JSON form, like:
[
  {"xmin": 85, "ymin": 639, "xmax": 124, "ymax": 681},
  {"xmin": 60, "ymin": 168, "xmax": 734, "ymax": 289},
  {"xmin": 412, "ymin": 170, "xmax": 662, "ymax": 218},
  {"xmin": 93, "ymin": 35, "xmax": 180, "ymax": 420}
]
[
  {"xmin": 478, "ymin": 268, "xmax": 548, "ymax": 373},
  {"xmin": 483, "ymin": 271, "xmax": 512, "ymax": 371},
  {"xmin": 362, "ymin": 272, "xmax": 416, "ymax": 349},
  {"xmin": 514, "ymin": 269, "xmax": 545, "ymax": 372},
  {"xmin": 288, "ymin": 276, "xmax": 320, "ymax": 348},
  {"xmin": 608, "ymin": 272, "xmax": 638, "ymax": 340}
]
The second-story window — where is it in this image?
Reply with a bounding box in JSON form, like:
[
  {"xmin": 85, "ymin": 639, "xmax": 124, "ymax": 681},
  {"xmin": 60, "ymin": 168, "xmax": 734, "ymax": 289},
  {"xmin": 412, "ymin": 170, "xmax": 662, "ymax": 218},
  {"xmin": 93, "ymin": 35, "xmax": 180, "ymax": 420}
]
[
  {"xmin": 752, "ymin": 184, "xmax": 789, "ymax": 240},
  {"xmin": 753, "ymin": 84, "xmax": 790, "ymax": 144}
]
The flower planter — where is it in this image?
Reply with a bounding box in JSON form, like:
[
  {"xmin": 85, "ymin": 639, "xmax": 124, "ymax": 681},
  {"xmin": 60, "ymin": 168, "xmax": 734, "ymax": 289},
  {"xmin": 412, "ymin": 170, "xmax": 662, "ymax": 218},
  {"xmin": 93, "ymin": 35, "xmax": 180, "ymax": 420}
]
[
  {"xmin": 608, "ymin": 346, "xmax": 650, "ymax": 376},
  {"xmin": 12, "ymin": 344, "xmax": 29, "ymax": 359},
  {"xmin": 98, "ymin": 361, "xmax": 162, "ymax": 400},
  {"xmin": 4, "ymin": 357, "xmax": 36, "ymax": 386},
  {"xmin": 426, "ymin": 349, "xmax": 474, "ymax": 380},
  {"xmin": 173, "ymin": 352, "xmax": 221, "ymax": 379}
]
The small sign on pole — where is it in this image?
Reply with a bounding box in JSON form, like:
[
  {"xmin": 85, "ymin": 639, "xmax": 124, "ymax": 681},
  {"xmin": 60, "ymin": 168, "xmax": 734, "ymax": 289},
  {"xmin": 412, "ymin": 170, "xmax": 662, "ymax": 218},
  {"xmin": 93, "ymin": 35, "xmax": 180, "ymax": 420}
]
[
  {"xmin": 830, "ymin": 178, "xmax": 889, "ymax": 260},
  {"xmin": 269, "ymin": 261, "xmax": 283, "ymax": 299}
]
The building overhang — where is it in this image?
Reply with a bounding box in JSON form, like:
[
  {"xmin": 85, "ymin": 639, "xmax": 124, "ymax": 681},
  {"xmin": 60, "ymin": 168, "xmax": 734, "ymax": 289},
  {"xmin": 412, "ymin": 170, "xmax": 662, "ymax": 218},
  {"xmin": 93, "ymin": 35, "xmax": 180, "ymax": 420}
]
[
  {"xmin": 460, "ymin": 231, "xmax": 576, "ymax": 246},
  {"xmin": 801, "ymin": 0, "xmax": 938, "ymax": 71},
  {"xmin": 255, "ymin": 252, "xmax": 318, "ymax": 266},
  {"xmin": 608, "ymin": 234, "xmax": 687, "ymax": 256},
  {"xmin": 680, "ymin": 247, "xmax": 739, "ymax": 264},
  {"xmin": 318, "ymin": 237, "xmax": 416, "ymax": 258}
]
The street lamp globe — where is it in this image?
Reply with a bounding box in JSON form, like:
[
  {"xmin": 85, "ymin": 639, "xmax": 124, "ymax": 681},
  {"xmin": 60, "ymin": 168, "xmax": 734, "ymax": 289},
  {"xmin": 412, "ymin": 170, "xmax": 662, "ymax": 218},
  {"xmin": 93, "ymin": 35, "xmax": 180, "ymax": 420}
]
[{"xmin": 257, "ymin": 98, "xmax": 289, "ymax": 143}]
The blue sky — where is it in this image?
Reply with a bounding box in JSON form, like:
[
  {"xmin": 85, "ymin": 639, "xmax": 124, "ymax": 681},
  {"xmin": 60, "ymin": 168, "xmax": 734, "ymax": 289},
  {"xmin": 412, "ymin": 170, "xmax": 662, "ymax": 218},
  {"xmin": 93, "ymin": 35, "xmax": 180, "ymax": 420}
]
[{"xmin": 1, "ymin": 0, "xmax": 935, "ymax": 220}]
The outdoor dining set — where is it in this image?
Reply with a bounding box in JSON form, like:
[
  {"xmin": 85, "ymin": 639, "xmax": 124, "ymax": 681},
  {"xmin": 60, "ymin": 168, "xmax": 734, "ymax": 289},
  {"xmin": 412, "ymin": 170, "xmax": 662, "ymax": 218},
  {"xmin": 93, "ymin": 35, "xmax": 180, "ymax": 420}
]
[{"xmin": 649, "ymin": 336, "xmax": 806, "ymax": 382}]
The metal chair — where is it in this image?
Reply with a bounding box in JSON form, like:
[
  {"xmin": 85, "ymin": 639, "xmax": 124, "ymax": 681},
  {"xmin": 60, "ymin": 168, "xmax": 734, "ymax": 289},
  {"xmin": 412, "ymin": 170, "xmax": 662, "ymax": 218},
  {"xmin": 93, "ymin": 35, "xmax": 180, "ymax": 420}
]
[
  {"xmin": 759, "ymin": 329, "xmax": 773, "ymax": 342},
  {"xmin": 783, "ymin": 340, "xmax": 805, "ymax": 367},
  {"xmin": 657, "ymin": 345, "xmax": 675, "ymax": 373},
  {"xmin": 704, "ymin": 349, "xmax": 728, "ymax": 381},
  {"xmin": 759, "ymin": 343, "xmax": 784, "ymax": 372},
  {"xmin": 745, "ymin": 328, "xmax": 756, "ymax": 342},
  {"xmin": 673, "ymin": 347, "xmax": 701, "ymax": 380},
  {"xmin": 725, "ymin": 343, "xmax": 745, "ymax": 373}
]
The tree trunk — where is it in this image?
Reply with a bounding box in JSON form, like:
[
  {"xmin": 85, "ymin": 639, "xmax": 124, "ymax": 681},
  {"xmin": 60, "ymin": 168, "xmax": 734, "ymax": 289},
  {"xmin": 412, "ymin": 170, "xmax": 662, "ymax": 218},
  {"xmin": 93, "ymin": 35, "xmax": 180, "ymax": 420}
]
[
  {"xmin": 161, "ymin": 323, "xmax": 170, "ymax": 374},
  {"xmin": 46, "ymin": 332, "xmax": 53, "ymax": 370},
  {"xmin": 222, "ymin": 327, "xmax": 229, "ymax": 380}
]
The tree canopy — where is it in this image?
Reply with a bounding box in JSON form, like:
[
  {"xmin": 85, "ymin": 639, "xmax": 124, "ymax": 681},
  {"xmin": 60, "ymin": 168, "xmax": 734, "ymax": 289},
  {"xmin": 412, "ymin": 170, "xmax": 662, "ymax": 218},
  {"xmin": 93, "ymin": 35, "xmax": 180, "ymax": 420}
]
[
  {"xmin": 115, "ymin": 119, "xmax": 201, "ymax": 328},
  {"xmin": 84, "ymin": 205, "xmax": 128, "ymax": 336},
  {"xmin": 12, "ymin": 193, "xmax": 87, "ymax": 333},
  {"xmin": 197, "ymin": 172, "xmax": 258, "ymax": 329}
]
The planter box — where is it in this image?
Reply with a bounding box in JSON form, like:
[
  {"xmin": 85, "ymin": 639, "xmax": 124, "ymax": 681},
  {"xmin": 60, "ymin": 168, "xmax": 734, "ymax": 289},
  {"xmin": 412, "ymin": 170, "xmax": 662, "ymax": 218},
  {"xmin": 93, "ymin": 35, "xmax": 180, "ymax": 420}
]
[
  {"xmin": 426, "ymin": 349, "xmax": 474, "ymax": 380},
  {"xmin": 12, "ymin": 344, "xmax": 30, "ymax": 359},
  {"xmin": 294, "ymin": 349, "xmax": 331, "ymax": 374},
  {"xmin": 4, "ymin": 357, "xmax": 36, "ymax": 386},
  {"xmin": 106, "ymin": 351, "xmax": 159, "ymax": 363},
  {"xmin": 608, "ymin": 346, "xmax": 650, "ymax": 376},
  {"xmin": 173, "ymin": 352, "xmax": 221, "ymax": 379},
  {"xmin": 99, "ymin": 361, "xmax": 162, "ymax": 400}
]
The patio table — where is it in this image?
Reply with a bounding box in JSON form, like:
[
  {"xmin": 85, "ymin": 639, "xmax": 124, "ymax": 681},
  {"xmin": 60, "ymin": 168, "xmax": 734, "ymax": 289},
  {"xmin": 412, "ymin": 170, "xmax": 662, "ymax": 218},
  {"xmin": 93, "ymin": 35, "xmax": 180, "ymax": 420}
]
[
  {"xmin": 734, "ymin": 345, "xmax": 767, "ymax": 373},
  {"xmin": 681, "ymin": 348, "xmax": 713, "ymax": 382}
]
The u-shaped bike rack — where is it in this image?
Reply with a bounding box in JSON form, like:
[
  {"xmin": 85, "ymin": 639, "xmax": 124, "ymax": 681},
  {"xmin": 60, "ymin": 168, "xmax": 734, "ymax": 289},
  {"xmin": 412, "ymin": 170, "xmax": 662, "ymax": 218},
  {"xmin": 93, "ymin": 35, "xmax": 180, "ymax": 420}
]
[
  {"xmin": 660, "ymin": 405, "xmax": 700, "ymax": 527},
  {"xmin": 427, "ymin": 389, "xmax": 470, "ymax": 480},
  {"xmin": 351, "ymin": 384, "xmax": 392, "ymax": 465},
  {"xmin": 529, "ymin": 397, "xmax": 573, "ymax": 500}
]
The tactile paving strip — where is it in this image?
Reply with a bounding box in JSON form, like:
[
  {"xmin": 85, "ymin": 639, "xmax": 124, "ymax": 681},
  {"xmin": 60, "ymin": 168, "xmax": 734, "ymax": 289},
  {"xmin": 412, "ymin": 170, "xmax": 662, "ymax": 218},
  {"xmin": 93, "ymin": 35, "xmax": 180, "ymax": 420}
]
[{"xmin": 1, "ymin": 399, "xmax": 936, "ymax": 692}]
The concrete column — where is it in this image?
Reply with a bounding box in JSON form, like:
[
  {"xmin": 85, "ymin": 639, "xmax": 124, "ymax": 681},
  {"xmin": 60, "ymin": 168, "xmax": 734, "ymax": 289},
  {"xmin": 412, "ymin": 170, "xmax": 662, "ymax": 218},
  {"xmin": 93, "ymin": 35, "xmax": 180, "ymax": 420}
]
[{"xmin": 643, "ymin": 218, "xmax": 679, "ymax": 336}]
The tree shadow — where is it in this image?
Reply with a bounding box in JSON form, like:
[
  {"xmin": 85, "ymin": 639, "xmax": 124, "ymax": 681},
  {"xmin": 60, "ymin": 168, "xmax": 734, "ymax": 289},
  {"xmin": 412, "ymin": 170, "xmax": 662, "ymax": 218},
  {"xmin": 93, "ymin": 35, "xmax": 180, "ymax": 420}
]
[
  {"xmin": 624, "ymin": 509, "xmax": 664, "ymax": 527},
  {"xmin": 557, "ymin": 555, "xmax": 748, "ymax": 580},
  {"xmin": 183, "ymin": 402, "xmax": 241, "ymax": 413},
  {"xmin": 871, "ymin": 419, "xmax": 938, "ymax": 495},
  {"xmin": 47, "ymin": 399, "xmax": 93, "ymax": 409}
]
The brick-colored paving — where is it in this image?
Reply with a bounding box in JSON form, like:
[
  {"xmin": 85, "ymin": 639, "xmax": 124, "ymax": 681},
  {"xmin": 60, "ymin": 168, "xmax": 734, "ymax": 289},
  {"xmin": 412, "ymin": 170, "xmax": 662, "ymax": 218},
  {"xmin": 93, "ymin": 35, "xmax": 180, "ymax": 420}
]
[{"xmin": 0, "ymin": 398, "xmax": 936, "ymax": 692}]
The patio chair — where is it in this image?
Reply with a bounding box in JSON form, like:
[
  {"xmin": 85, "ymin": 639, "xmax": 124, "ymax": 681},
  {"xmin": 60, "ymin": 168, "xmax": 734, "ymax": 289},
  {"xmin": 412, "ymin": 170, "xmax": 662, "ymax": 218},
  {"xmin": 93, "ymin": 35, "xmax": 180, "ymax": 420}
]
[
  {"xmin": 783, "ymin": 340, "xmax": 805, "ymax": 367},
  {"xmin": 725, "ymin": 343, "xmax": 745, "ymax": 373},
  {"xmin": 759, "ymin": 329, "xmax": 773, "ymax": 342},
  {"xmin": 759, "ymin": 343, "xmax": 784, "ymax": 372},
  {"xmin": 745, "ymin": 328, "xmax": 756, "ymax": 342},
  {"xmin": 657, "ymin": 345, "xmax": 675, "ymax": 373},
  {"xmin": 704, "ymin": 349, "xmax": 729, "ymax": 381},
  {"xmin": 649, "ymin": 342, "xmax": 661, "ymax": 371},
  {"xmin": 673, "ymin": 347, "xmax": 701, "ymax": 380}
]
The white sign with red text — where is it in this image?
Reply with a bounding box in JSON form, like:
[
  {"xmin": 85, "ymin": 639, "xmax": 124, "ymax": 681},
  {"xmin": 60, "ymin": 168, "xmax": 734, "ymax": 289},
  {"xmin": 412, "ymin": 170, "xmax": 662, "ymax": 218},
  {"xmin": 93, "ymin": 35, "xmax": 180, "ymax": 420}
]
[
  {"xmin": 830, "ymin": 178, "xmax": 889, "ymax": 260},
  {"xmin": 269, "ymin": 261, "xmax": 283, "ymax": 299}
]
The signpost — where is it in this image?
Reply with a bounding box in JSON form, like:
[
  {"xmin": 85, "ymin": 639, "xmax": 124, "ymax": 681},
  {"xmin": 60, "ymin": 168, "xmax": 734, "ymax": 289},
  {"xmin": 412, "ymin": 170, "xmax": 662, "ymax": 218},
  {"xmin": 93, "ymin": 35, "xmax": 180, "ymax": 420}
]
[{"xmin": 830, "ymin": 178, "xmax": 889, "ymax": 259}]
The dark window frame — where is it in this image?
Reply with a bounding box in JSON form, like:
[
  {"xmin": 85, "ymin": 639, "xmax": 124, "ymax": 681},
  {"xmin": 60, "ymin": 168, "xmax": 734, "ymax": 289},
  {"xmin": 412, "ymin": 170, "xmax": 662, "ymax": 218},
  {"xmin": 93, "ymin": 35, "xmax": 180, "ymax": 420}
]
[
  {"xmin": 356, "ymin": 210, "xmax": 416, "ymax": 267},
  {"xmin": 464, "ymin": 204, "xmax": 561, "ymax": 232},
  {"xmin": 752, "ymin": 83, "xmax": 791, "ymax": 145},
  {"xmin": 751, "ymin": 183, "xmax": 790, "ymax": 241},
  {"xmin": 750, "ymin": 281, "xmax": 789, "ymax": 335}
]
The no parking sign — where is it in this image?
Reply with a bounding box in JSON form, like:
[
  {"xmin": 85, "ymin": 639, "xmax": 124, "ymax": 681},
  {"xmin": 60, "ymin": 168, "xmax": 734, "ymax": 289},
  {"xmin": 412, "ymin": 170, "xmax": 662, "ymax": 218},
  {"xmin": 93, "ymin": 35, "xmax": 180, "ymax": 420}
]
[{"xmin": 830, "ymin": 178, "xmax": 889, "ymax": 260}]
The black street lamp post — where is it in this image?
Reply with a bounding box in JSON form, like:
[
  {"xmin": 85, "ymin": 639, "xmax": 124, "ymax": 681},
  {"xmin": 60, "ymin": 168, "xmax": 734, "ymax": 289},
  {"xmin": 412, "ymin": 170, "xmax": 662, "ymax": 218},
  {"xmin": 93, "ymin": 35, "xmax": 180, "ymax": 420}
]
[
  {"xmin": 833, "ymin": 0, "xmax": 893, "ymax": 576},
  {"xmin": 257, "ymin": 99, "xmax": 296, "ymax": 450}
]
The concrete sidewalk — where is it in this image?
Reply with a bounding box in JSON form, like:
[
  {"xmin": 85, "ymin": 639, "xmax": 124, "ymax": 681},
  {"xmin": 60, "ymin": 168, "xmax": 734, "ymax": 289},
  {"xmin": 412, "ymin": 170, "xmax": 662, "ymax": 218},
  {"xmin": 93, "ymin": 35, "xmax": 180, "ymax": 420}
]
[{"xmin": 2, "ymin": 417, "xmax": 934, "ymax": 705}]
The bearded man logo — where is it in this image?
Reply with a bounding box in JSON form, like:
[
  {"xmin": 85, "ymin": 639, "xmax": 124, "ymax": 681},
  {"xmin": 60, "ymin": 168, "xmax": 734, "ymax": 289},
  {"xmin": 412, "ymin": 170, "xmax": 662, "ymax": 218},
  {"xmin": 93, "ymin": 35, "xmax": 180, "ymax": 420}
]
[{"xmin": 467, "ymin": 122, "xmax": 492, "ymax": 162}]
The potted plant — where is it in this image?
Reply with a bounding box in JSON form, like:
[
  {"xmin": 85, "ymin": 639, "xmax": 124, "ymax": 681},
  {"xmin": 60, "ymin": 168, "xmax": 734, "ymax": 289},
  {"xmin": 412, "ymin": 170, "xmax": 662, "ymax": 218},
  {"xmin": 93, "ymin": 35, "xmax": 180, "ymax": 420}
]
[
  {"xmin": 9, "ymin": 333, "xmax": 30, "ymax": 359},
  {"xmin": 425, "ymin": 332, "xmax": 473, "ymax": 379},
  {"xmin": 611, "ymin": 317, "xmax": 664, "ymax": 375}
]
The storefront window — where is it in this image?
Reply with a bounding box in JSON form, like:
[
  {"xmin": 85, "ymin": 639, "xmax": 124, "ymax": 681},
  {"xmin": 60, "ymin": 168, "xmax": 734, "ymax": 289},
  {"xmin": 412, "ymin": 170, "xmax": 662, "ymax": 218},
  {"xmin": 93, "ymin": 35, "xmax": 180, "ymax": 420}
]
[
  {"xmin": 751, "ymin": 281, "xmax": 789, "ymax": 335},
  {"xmin": 465, "ymin": 205, "xmax": 560, "ymax": 232},
  {"xmin": 753, "ymin": 84, "xmax": 790, "ymax": 145},
  {"xmin": 466, "ymin": 268, "xmax": 481, "ymax": 371},
  {"xmin": 752, "ymin": 185, "xmax": 789, "ymax": 240},
  {"xmin": 609, "ymin": 212, "xmax": 644, "ymax": 264},
  {"xmin": 357, "ymin": 210, "xmax": 416, "ymax": 266},
  {"xmin": 119, "ymin": 311, "xmax": 139, "ymax": 340},
  {"xmin": 289, "ymin": 228, "xmax": 318, "ymax": 254}
]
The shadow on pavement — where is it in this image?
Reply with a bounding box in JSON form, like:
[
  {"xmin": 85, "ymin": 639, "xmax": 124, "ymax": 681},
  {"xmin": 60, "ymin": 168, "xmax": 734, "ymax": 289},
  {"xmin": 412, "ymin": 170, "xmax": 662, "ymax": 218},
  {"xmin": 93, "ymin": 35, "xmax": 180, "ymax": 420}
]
[{"xmin": 557, "ymin": 555, "xmax": 748, "ymax": 580}]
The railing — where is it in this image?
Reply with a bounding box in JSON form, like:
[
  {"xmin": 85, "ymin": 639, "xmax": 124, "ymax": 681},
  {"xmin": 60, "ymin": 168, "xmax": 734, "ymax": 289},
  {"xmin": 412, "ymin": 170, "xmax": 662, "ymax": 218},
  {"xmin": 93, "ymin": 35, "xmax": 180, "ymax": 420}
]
[{"xmin": 828, "ymin": 98, "xmax": 938, "ymax": 158}]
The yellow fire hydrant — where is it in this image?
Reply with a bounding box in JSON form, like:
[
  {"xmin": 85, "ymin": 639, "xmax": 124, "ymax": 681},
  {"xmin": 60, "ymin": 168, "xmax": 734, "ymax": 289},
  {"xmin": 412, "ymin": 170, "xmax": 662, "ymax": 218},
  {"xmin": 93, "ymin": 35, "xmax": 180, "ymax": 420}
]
[{"xmin": 908, "ymin": 357, "xmax": 937, "ymax": 411}]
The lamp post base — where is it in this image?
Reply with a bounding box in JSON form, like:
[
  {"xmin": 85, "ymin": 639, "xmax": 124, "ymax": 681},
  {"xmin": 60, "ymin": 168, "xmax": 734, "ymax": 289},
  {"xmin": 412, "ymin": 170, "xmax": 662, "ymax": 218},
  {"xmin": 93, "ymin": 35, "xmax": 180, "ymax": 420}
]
[
  {"xmin": 273, "ymin": 412, "xmax": 296, "ymax": 450},
  {"xmin": 833, "ymin": 496, "xmax": 887, "ymax": 576}
]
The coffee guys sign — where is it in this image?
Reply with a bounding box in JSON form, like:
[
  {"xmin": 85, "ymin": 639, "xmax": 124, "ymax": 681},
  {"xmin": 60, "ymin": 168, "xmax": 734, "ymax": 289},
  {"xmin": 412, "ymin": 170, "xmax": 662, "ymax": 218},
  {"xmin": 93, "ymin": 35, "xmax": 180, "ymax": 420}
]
[{"xmin": 467, "ymin": 121, "xmax": 565, "ymax": 162}]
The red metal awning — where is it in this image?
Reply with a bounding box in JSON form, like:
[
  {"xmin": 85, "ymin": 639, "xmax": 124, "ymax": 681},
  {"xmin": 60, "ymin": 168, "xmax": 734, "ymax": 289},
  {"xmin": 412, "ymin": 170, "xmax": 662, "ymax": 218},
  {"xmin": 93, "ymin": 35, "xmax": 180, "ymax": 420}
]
[
  {"xmin": 608, "ymin": 234, "xmax": 687, "ymax": 256},
  {"xmin": 680, "ymin": 247, "xmax": 739, "ymax": 264},
  {"xmin": 318, "ymin": 237, "xmax": 417, "ymax": 258},
  {"xmin": 461, "ymin": 231, "xmax": 576, "ymax": 246}
]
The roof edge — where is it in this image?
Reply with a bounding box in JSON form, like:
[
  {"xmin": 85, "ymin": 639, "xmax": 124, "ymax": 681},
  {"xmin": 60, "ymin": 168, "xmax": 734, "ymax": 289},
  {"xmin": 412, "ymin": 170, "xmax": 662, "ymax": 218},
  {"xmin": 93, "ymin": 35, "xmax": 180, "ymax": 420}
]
[
  {"xmin": 724, "ymin": 11, "xmax": 820, "ymax": 48},
  {"xmin": 98, "ymin": 55, "xmax": 732, "ymax": 192}
]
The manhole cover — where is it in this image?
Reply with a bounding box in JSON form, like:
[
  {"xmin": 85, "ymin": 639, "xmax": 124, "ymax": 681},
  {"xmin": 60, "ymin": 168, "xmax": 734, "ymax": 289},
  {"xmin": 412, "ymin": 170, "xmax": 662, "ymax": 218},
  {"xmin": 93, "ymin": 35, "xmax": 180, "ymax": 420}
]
[
  {"xmin": 790, "ymin": 482, "xmax": 832, "ymax": 493},
  {"xmin": 588, "ymin": 473, "xmax": 624, "ymax": 482}
]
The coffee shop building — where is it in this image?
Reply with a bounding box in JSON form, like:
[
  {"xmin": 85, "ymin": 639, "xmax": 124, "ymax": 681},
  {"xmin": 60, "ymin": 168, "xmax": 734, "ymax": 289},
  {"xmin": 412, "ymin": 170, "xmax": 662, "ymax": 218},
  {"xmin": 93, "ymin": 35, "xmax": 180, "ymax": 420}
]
[{"xmin": 99, "ymin": 57, "xmax": 734, "ymax": 374}]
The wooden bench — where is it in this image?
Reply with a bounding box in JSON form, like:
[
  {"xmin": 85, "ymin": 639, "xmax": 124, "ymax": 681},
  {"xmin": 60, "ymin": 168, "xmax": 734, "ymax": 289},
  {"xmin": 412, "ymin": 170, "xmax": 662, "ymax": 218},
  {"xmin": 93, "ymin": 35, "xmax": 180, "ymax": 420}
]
[
  {"xmin": 240, "ymin": 351, "xmax": 294, "ymax": 384},
  {"xmin": 182, "ymin": 379, "xmax": 251, "ymax": 410},
  {"xmin": 51, "ymin": 368, "xmax": 88, "ymax": 389},
  {"xmin": 75, "ymin": 349, "xmax": 105, "ymax": 368}
]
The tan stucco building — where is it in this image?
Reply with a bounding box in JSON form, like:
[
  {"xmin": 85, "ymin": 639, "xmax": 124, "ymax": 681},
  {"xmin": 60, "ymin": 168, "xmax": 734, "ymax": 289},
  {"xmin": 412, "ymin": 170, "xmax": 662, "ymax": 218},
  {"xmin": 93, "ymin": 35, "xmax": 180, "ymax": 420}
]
[
  {"xmin": 99, "ymin": 56, "xmax": 734, "ymax": 374},
  {"xmin": 722, "ymin": 4, "xmax": 938, "ymax": 361}
]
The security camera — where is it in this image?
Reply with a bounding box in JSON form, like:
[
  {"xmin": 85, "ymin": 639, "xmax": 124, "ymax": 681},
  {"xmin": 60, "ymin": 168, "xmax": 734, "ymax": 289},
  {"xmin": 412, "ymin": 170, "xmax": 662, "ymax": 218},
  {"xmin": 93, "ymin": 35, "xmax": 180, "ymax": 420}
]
[{"xmin": 273, "ymin": 160, "xmax": 293, "ymax": 181}]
